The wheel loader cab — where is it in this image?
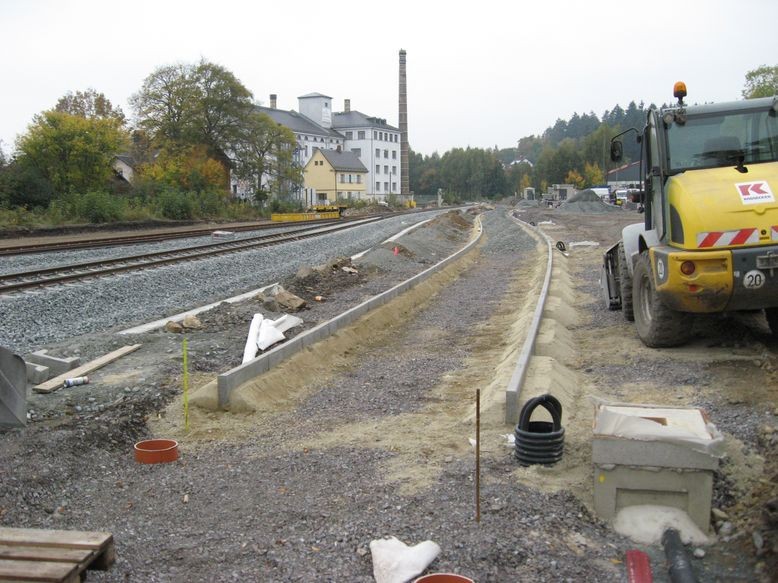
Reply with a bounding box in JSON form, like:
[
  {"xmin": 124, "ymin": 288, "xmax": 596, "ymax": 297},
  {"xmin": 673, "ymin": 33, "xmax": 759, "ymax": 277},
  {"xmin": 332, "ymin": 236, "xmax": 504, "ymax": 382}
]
[{"xmin": 603, "ymin": 87, "xmax": 778, "ymax": 347}]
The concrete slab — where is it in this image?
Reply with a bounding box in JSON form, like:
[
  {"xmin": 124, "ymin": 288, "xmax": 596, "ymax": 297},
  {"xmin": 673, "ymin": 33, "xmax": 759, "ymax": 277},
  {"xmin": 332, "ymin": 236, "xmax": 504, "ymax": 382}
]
[
  {"xmin": 25, "ymin": 362, "xmax": 49, "ymax": 384},
  {"xmin": 594, "ymin": 464, "xmax": 713, "ymax": 533},
  {"xmin": 26, "ymin": 350, "xmax": 80, "ymax": 376},
  {"xmin": 592, "ymin": 403, "xmax": 720, "ymax": 533}
]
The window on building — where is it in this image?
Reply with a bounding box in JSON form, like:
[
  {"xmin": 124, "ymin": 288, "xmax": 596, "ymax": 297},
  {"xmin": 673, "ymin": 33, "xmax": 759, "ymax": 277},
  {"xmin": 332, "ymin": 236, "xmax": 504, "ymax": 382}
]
[
  {"xmin": 375, "ymin": 148, "xmax": 380, "ymax": 157},
  {"xmin": 375, "ymin": 165, "xmax": 380, "ymax": 174},
  {"xmin": 356, "ymin": 175, "xmax": 361, "ymax": 184},
  {"xmin": 358, "ymin": 130, "xmax": 365, "ymax": 139},
  {"xmin": 340, "ymin": 174, "xmax": 345, "ymax": 183},
  {"xmin": 384, "ymin": 150, "xmax": 388, "ymax": 158},
  {"xmin": 384, "ymin": 182, "xmax": 389, "ymax": 191},
  {"xmin": 348, "ymin": 174, "xmax": 353, "ymax": 183},
  {"xmin": 392, "ymin": 166, "xmax": 396, "ymax": 175},
  {"xmin": 373, "ymin": 131, "xmax": 377, "ymax": 139},
  {"xmin": 376, "ymin": 182, "xmax": 381, "ymax": 191},
  {"xmin": 351, "ymin": 148, "xmax": 361, "ymax": 157},
  {"xmin": 392, "ymin": 150, "xmax": 397, "ymax": 159},
  {"xmin": 384, "ymin": 165, "xmax": 389, "ymax": 174},
  {"xmin": 345, "ymin": 131, "xmax": 352, "ymax": 139},
  {"xmin": 392, "ymin": 182, "xmax": 397, "ymax": 191}
]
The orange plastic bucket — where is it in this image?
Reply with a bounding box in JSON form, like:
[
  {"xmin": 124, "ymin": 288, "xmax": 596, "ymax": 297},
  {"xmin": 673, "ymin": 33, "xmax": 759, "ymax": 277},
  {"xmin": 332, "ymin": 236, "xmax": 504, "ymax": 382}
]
[
  {"xmin": 134, "ymin": 439, "xmax": 179, "ymax": 464},
  {"xmin": 414, "ymin": 575, "xmax": 474, "ymax": 583}
]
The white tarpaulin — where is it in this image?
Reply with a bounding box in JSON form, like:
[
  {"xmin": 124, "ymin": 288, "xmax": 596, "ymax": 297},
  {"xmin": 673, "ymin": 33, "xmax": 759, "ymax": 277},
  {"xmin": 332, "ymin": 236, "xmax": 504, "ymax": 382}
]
[{"xmin": 592, "ymin": 398, "xmax": 724, "ymax": 457}]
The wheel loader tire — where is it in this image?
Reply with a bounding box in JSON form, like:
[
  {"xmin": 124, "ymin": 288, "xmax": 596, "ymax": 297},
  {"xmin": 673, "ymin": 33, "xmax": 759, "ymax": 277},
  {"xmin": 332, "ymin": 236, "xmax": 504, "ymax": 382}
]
[
  {"xmin": 767, "ymin": 308, "xmax": 778, "ymax": 337},
  {"xmin": 632, "ymin": 252, "xmax": 692, "ymax": 347},
  {"xmin": 617, "ymin": 242, "xmax": 634, "ymax": 321}
]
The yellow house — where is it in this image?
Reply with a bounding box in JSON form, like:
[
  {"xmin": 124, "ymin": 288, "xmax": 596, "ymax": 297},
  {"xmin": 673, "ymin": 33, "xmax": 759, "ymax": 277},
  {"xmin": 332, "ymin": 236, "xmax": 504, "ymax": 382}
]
[{"xmin": 303, "ymin": 148, "xmax": 367, "ymax": 205}]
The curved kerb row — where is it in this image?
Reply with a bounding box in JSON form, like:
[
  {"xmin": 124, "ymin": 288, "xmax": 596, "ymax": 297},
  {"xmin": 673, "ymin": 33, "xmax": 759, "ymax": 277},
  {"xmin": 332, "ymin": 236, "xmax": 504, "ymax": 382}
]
[
  {"xmin": 504, "ymin": 212, "xmax": 554, "ymax": 424},
  {"xmin": 217, "ymin": 216, "xmax": 485, "ymax": 408}
]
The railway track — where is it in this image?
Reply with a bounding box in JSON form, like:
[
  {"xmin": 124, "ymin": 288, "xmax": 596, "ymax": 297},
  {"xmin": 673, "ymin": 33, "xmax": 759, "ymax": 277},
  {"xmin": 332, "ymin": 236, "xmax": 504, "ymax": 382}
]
[
  {"xmin": 0, "ymin": 218, "xmax": 345, "ymax": 256},
  {"xmin": 0, "ymin": 216, "xmax": 384, "ymax": 295}
]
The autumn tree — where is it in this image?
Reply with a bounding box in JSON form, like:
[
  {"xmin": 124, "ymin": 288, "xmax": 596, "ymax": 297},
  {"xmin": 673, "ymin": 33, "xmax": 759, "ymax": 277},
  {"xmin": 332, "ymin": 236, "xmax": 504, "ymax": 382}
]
[
  {"xmin": 138, "ymin": 145, "xmax": 228, "ymax": 193},
  {"xmin": 583, "ymin": 162, "xmax": 604, "ymax": 187},
  {"xmin": 131, "ymin": 59, "xmax": 298, "ymax": 199},
  {"xmin": 15, "ymin": 110, "xmax": 127, "ymax": 197},
  {"xmin": 565, "ymin": 169, "xmax": 584, "ymax": 189},
  {"xmin": 232, "ymin": 112, "xmax": 302, "ymax": 200},
  {"xmin": 742, "ymin": 65, "xmax": 778, "ymax": 99},
  {"xmin": 131, "ymin": 60, "xmax": 253, "ymax": 156},
  {"xmin": 55, "ymin": 88, "xmax": 126, "ymax": 124}
]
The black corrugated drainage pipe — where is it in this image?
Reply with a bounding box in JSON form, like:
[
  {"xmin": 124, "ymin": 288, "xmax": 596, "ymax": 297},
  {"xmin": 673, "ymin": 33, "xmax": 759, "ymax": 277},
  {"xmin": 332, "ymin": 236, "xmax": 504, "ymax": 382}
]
[
  {"xmin": 514, "ymin": 394, "xmax": 564, "ymax": 466},
  {"xmin": 662, "ymin": 528, "xmax": 698, "ymax": 583}
]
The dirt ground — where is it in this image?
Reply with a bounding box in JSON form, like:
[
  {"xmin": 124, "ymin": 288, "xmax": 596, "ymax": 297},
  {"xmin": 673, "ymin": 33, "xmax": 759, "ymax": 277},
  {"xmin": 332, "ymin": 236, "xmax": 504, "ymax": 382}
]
[
  {"xmin": 515, "ymin": 205, "xmax": 778, "ymax": 576},
  {"xmin": 1, "ymin": 205, "xmax": 777, "ymax": 581}
]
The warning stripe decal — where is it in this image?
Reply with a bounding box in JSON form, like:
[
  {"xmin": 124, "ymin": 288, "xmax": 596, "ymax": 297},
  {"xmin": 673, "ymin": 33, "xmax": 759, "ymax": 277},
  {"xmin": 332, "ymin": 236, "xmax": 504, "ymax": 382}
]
[
  {"xmin": 696, "ymin": 228, "xmax": 759, "ymax": 248},
  {"xmin": 773, "ymin": 226, "xmax": 778, "ymax": 241}
]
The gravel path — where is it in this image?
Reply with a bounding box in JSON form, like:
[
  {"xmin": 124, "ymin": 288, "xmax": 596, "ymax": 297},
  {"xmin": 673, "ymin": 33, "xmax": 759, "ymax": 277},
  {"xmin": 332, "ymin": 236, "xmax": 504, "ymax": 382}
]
[
  {"xmin": 2, "ymin": 206, "xmax": 775, "ymax": 582},
  {"xmin": 0, "ymin": 213, "xmax": 445, "ymax": 354},
  {"xmin": 0, "ymin": 209, "xmax": 630, "ymax": 582}
]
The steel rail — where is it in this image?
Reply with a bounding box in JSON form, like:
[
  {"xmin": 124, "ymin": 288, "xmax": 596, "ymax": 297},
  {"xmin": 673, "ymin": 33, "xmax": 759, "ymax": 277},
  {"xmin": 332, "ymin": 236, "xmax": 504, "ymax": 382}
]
[
  {"xmin": 0, "ymin": 218, "xmax": 345, "ymax": 256},
  {"xmin": 0, "ymin": 217, "xmax": 384, "ymax": 295}
]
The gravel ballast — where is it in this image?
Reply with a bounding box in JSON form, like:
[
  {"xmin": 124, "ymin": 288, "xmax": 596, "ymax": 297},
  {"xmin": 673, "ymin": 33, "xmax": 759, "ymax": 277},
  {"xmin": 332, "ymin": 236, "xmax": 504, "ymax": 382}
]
[{"xmin": 1, "ymin": 206, "xmax": 775, "ymax": 582}]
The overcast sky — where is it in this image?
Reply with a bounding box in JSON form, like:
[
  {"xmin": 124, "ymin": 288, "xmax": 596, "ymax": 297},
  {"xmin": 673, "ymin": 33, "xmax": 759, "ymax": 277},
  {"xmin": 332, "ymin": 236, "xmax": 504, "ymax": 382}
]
[{"xmin": 1, "ymin": 0, "xmax": 776, "ymax": 156}]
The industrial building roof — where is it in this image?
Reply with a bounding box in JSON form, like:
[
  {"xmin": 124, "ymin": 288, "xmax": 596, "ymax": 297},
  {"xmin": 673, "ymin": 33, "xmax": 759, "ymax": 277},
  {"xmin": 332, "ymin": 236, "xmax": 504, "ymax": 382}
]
[
  {"xmin": 256, "ymin": 106, "xmax": 343, "ymax": 138},
  {"xmin": 333, "ymin": 110, "xmax": 399, "ymax": 131},
  {"xmin": 317, "ymin": 149, "xmax": 368, "ymax": 172}
]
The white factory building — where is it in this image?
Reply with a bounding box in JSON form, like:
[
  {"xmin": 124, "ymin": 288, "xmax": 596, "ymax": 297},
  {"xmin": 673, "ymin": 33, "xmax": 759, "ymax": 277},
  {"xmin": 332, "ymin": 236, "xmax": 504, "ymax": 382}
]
[{"xmin": 250, "ymin": 92, "xmax": 401, "ymax": 202}]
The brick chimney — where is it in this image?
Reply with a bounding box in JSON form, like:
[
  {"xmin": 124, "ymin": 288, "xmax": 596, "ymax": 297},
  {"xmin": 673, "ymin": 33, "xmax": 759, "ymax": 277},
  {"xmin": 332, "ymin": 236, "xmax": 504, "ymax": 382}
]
[
  {"xmin": 270, "ymin": 94, "xmax": 277, "ymax": 109},
  {"xmin": 344, "ymin": 99, "xmax": 351, "ymax": 113}
]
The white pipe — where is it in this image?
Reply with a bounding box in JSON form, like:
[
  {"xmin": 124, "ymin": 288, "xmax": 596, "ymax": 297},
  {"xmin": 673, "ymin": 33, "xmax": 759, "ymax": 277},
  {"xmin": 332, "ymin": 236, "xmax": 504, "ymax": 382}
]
[{"xmin": 242, "ymin": 314, "xmax": 264, "ymax": 363}]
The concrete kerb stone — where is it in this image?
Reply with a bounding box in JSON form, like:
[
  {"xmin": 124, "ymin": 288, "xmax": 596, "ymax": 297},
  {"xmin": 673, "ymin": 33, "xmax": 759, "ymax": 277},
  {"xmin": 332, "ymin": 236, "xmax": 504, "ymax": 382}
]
[
  {"xmin": 26, "ymin": 350, "xmax": 80, "ymax": 377},
  {"xmin": 505, "ymin": 214, "xmax": 554, "ymax": 425},
  {"xmin": 25, "ymin": 362, "xmax": 50, "ymax": 384},
  {"xmin": 216, "ymin": 215, "xmax": 484, "ymax": 409}
]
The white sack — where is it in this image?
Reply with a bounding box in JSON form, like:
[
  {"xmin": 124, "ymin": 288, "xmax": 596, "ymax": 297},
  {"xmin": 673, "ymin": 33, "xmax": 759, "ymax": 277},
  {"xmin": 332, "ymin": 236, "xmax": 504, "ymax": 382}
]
[
  {"xmin": 370, "ymin": 536, "xmax": 440, "ymax": 583},
  {"xmin": 257, "ymin": 318, "xmax": 286, "ymax": 351},
  {"xmin": 270, "ymin": 314, "xmax": 303, "ymax": 334}
]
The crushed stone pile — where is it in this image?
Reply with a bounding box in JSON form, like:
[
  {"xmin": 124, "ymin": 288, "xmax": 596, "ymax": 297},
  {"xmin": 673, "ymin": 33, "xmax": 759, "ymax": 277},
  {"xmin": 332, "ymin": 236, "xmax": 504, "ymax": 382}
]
[
  {"xmin": 557, "ymin": 189, "xmax": 620, "ymax": 214},
  {"xmin": 516, "ymin": 199, "xmax": 541, "ymax": 208}
]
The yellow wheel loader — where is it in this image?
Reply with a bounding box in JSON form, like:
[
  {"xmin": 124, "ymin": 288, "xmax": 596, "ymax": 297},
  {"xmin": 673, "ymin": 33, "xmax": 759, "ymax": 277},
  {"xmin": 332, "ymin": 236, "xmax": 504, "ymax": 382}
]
[{"xmin": 601, "ymin": 83, "xmax": 778, "ymax": 347}]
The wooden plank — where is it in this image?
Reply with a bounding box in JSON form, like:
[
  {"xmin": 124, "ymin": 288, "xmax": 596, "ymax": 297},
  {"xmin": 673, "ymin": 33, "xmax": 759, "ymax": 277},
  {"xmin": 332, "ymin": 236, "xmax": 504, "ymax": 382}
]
[
  {"xmin": 0, "ymin": 558, "xmax": 78, "ymax": 582},
  {"xmin": 0, "ymin": 528, "xmax": 111, "ymax": 550},
  {"xmin": 89, "ymin": 540, "xmax": 115, "ymax": 571},
  {"xmin": 0, "ymin": 544, "xmax": 89, "ymax": 562},
  {"xmin": 33, "ymin": 345, "xmax": 141, "ymax": 393}
]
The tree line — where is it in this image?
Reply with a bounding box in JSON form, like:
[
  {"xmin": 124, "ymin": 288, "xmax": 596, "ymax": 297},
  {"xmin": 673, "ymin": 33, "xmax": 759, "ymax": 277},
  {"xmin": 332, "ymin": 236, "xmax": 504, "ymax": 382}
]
[
  {"xmin": 1, "ymin": 63, "xmax": 774, "ymax": 224},
  {"xmin": 0, "ymin": 59, "xmax": 299, "ymax": 225},
  {"xmin": 410, "ymin": 65, "xmax": 778, "ymax": 200}
]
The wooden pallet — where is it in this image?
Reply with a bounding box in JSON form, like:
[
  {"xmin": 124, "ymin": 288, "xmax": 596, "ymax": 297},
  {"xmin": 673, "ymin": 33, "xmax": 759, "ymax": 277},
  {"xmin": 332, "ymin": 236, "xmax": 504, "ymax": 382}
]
[{"xmin": 0, "ymin": 528, "xmax": 115, "ymax": 582}]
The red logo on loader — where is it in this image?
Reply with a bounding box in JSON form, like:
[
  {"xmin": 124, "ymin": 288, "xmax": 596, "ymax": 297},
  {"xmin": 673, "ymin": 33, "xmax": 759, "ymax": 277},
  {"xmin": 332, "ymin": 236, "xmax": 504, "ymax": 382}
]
[
  {"xmin": 735, "ymin": 181, "xmax": 774, "ymax": 205},
  {"xmin": 738, "ymin": 182, "xmax": 769, "ymax": 197}
]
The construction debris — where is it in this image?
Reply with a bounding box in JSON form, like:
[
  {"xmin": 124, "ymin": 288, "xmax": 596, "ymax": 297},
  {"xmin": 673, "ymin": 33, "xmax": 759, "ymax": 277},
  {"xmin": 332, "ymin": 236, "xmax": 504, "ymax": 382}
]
[
  {"xmin": 242, "ymin": 314, "xmax": 264, "ymax": 364},
  {"xmin": 369, "ymin": 536, "xmax": 441, "ymax": 583},
  {"xmin": 181, "ymin": 315, "xmax": 203, "ymax": 329},
  {"xmin": 242, "ymin": 313, "xmax": 305, "ymax": 361},
  {"xmin": 33, "ymin": 345, "xmax": 142, "ymax": 394},
  {"xmin": 164, "ymin": 321, "xmax": 184, "ymax": 333}
]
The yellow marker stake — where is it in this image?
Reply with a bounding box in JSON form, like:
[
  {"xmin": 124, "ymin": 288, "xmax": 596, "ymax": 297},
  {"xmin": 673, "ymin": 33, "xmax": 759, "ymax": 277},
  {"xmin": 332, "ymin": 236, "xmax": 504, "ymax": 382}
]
[{"xmin": 182, "ymin": 338, "xmax": 189, "ymax": 432}]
